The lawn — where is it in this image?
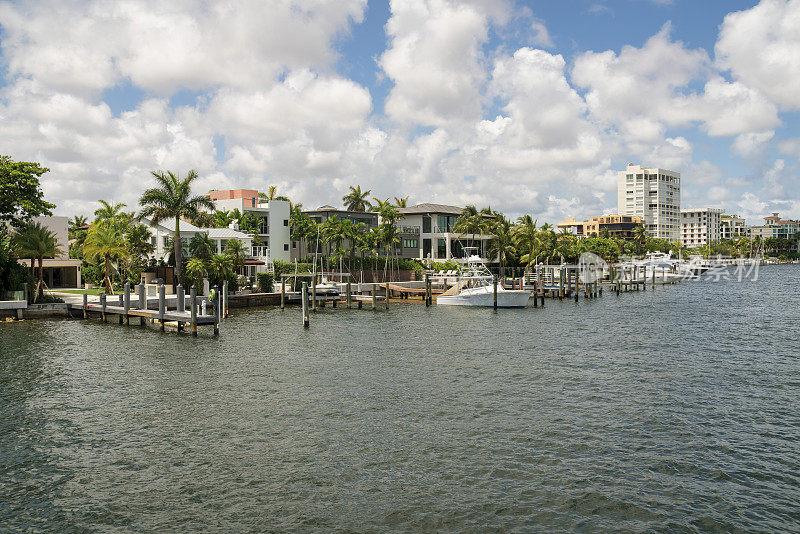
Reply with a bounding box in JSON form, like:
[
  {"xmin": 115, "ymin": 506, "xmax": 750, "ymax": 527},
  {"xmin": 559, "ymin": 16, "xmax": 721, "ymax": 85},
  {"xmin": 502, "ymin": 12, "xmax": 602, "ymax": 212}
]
[{"xmin": 49, "ymin": 288, "xmax": 108, "ymax": 296}]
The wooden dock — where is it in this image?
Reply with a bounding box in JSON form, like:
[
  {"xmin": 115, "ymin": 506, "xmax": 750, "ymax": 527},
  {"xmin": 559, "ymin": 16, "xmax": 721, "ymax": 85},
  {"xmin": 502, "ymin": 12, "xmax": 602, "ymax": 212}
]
[{"xmin": 67, "ymin": 282, "xmax": 222, "ymax": 336}]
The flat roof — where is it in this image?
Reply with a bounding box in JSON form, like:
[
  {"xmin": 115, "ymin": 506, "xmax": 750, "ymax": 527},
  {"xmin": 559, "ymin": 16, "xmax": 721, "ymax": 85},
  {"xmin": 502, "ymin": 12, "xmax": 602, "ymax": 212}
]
[{"xmin": 398, "ymin": 203, "xmax": 465, "ymax": 215}]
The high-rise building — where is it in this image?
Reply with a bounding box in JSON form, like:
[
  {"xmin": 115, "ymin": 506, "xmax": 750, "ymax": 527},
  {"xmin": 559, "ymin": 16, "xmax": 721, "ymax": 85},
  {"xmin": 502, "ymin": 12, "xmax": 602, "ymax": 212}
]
[
  {"xmin": 617, "ymin": 163, "xmax": 681, "ymax": 242},
  {"xmin": 720, "ymin": 214, "xmax": 747, "ymax": 240},
  {"xmin": 680, "ymin": 208, "xmax": 722, "ymax": 248}
]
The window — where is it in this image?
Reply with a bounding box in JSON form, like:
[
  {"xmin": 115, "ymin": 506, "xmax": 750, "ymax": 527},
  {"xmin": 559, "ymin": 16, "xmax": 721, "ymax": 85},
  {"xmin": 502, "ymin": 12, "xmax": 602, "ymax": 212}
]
[
  {"xmin": 283, "ymin": 243, "xmax": 289, "ymax": 251},
  {"xmin": 437, "ymin": 238, "xmax": 447, "ymax": 258},
  {"xmin": 292, "ymin": 241, "xmax": 297, "ymax": 249},
  {"xmin": 403, "ymin": 238, "xmax": 418, "ymax": 248},
  {"xmin": 283, "ymin": 219, "xmax": 288, "ymax": 226},
  {"xmin": 422, "ymin": 215, "xmax": 432, "ymax": 233}
]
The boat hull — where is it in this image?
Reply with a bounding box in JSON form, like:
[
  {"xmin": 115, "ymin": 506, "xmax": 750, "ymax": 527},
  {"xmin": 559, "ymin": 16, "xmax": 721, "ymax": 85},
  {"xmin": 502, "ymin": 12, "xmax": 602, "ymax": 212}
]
[{"xmin": 437, "ymin": 289, "xmax": 531, "ymax": 308}]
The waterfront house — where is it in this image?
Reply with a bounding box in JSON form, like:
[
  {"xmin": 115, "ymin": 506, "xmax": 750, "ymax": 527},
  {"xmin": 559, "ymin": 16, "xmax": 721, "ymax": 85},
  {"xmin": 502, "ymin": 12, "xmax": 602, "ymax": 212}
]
[
  {"xmin": 292, "ymin": 205, "xmax": 379, "ymax": 260},
  {"xmin": 16, "ymin": 216, "xmax": 82, "ymax": 288},
  {"xmin": 208, "ymin": 189, "xmax": 291, "ymax": 262},
  {"xmin": 557, "ymin": 214, "xmax": 642, "ymax": 239},
  {"xmin": 396, "ymin": 203, "xmax": 494, "ymax": 262}
]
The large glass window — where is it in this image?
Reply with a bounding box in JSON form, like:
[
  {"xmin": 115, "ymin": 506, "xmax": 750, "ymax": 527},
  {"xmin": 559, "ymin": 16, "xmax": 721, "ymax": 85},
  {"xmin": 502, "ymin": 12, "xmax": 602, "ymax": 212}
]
[
  {"xmin": 423, "ymin": 238, "xmax": 431, "ymax": 258},
  {"xmin": 422, "ymin": 215, "xmax": 431, "ymax": 233},
  {"xmin": 437, "ymin": 238, "xmax": 447, "ymax": 258}
]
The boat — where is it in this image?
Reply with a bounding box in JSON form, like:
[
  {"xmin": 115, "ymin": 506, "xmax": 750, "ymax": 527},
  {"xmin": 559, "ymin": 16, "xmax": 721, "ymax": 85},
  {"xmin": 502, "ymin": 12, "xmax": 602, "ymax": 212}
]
[{"xmin": 437, "ymin": 249, "xmax": 531, "ymax": 308}]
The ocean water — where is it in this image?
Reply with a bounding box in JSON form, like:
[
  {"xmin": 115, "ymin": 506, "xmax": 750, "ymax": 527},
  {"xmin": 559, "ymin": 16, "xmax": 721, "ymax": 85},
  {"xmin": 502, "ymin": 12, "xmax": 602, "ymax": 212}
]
[{"xmin": 2, "ymin": 265, "xmax": 799, "ymax": 532}]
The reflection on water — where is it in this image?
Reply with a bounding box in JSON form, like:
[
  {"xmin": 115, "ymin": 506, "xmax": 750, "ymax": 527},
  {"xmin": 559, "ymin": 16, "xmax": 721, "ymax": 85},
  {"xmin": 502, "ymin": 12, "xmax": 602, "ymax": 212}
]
[{"xmin": 1, "ymin": 266, "xmax": 799, "ymax": 531}]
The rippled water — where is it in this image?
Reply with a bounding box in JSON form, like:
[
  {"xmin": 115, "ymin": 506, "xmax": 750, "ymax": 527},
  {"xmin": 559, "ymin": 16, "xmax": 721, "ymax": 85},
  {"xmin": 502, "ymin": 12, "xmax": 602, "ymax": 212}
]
[{"xmin": 2, "ymin": 265, "xmax": 799, "ymax": 532}]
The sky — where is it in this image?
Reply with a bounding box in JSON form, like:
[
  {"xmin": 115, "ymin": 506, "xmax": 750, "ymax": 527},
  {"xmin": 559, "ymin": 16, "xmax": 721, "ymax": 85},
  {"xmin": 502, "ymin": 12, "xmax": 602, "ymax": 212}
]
[{"xmin": 1, "ymin": 0, "xmax": 799, "ymax": 224}]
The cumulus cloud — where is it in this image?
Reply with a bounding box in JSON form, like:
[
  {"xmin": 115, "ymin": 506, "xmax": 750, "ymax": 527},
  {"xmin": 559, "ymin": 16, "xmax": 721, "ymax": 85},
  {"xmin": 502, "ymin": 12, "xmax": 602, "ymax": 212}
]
[{"xmin": 716, "ymin": 0, "xmax": 800, "ymax": 110}]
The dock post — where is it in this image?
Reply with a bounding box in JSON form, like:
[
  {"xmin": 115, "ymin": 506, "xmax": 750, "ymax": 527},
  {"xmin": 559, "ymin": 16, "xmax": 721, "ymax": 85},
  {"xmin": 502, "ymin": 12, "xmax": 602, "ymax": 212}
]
[
  {"xmin": 372, "ymin": 284, "xmax": 377, "ymax": 310},
  {"xmin": 493, "ymin": 276, "xmax": 498, "ymax": 310},
  {"xmin": 124, "ymin": 283, "xmax": 130, "ymax": 324},
  {"xmin": 301, "ymin": 282, "xmax": 310, "ymax": 328},
  {"xmin": 83, "ymin": 293, "xmax": 87, "ymax": 319},
  {"xmin": 176, "ymin": 284, "xmax": 185, "ymax": 331},
  {"xmin": 138, "ymin": 282, "xmax": 146, "ymax": 310},
  {"xmin": 118, "ymin": 294, "xmax": 124, "ymax": 323},
  {"xmin": 532, "ymin": 280, "xmax": 537, "ymax": 308},
  {"xmin": 385, "ymin": 282, "xmax": 389, "ymax": 310},
  {"xmin": 100, "ymin": 292, "xmax": 107, "ymax": 322},
  {"xmin": 190, "ymin": 286, "xmax": 197, "ymax": 337},
  {"xmin": 652, "ymin": 268, "xmax": 655, "ymax": 289},
  {"xmin": 158, "ymin": 284, "xmax": 165, "ymax": 332},
  {"xmin": 280, "ymin": 276, "xmax": 285, "ymax": 310},
  {"xmin": 346, "ymin": 280, "xmax": 352, "ymax": 308},
  {"xmin": 574, "ymin": 269, "xmax": 579, "ymax": 303},
  {"xmin": 559, "ymin": 268, "xmax": 564, "ymax": 300},
  {"xmin": 312, "ymin": 277, "xmax": 317, "ymax": 311},
  {"xmin": 424, "ymin": 274, "xmax": 430, "ymax": 307},
  {"xmin": 212, "ymin": 285, "xmax": 219, "ymax": 335},
  {"xmin": 222, "ymin": 281, "xmax": 228, "ymax": 319}
]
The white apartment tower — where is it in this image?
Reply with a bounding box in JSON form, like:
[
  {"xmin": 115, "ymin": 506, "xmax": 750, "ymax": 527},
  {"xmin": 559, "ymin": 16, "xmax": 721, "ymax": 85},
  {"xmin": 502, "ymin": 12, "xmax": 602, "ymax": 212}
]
[
  {"xmin": 617, "ymin": 163, "xmax": 681, "ymax": 242},
  {"xmin": 680, "ymin": 208, "xmax": 722, "ymax": 248}
]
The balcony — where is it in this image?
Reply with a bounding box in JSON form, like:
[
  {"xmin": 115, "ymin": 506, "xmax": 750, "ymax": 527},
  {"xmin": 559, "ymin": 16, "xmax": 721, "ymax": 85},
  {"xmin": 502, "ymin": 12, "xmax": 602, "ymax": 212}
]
[
  {"xmin": 401, "ymin": 226, "xmax": 421, "ymax": 234},
  {"xmin": 250, "ymin": 246, "xmax": 271, "ymax": 261}
]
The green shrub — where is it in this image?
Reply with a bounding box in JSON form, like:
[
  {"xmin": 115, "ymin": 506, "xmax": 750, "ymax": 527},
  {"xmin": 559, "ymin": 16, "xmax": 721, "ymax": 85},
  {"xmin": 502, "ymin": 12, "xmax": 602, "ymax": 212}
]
[{"xmin": 257, "ymin": 273, "xmax": 274, "ymax": 293}]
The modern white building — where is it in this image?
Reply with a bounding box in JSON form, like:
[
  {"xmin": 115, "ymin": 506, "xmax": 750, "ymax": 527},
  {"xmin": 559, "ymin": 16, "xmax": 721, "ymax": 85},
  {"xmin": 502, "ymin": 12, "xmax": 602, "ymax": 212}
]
[
  {"xmin": 208, "ymin": 189, "xmax": 291, "ymax": 262},
  {"xmin": 720, "ymin": 214, "xmax": 747, "ymax": 240},
  {"xmin": 617, "ymin": 163, "xmax": 681, "ymax": 242},
  {"xmin": 396, "ymin": 203, "xmax": 494, "ymax": 262},
  {"xmin": 16, "ymin": 216, "xmax": 82, "ymax": 288},
  {"xmin": 680, "ymin": 208, "xmax": 722, "ymax": 248}
]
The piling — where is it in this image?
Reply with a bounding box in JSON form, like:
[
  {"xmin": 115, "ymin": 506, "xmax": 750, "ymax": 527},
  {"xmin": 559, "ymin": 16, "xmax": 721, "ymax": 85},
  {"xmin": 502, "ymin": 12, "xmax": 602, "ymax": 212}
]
[
  {"xmin": 372, "ymin": 284, "xmax": 377, "ymax": 310},
  {"xmin": 138, "ymin": 283, "xmax": 146, "ymax": 310},
  {"xmin": 280, "ymin": 276, "xmax": 285, "ymax": 309},
  {"xmin": 301, "ymin": 282, "xmax": 310, "ymax": 328},
  {"xmin": 312, "ymin": 277, "xmax": 317, "ymax": 311},
  {"xmin": 222, "ymin": 281, "xmax": 228, "ymax": 319},
  {"xmin": 176, "ymin": 284, "xmax": 185, "ymax": 331},
  {"xmin": 493, "ymin": 276, "xmax": 498, "ymax": 310},
  {"xmin": 100, "ymin": 292, "xmax": 107, "ymax": 322},
  {"xmin": 532, "ymin": 280, "xmax": 537, "ymax": 308},
  {"xmin": 190, "ymin": 285, "xmax": 198, "ymax": 337},
  {"xmin": 118, "ymin": 294, "xmax": 124, "ymax": 324},
  {"xmin": 158, "ymin": 284, "xmax": 165, "ymax": 332},
  {"xmin": 123, "ymin": 283, "xmax": 130, "ymax": 324},
  {"xmin": 212, "ymin": 285, "xmax": 220, "ymax": 335},
  {"xmin": 385, "ymin": 282, "xmax": 389, "ymax": 310},
  {"xmin": 82, "ymin": 293, "xmax": 87, "ymax": 319},
  {"xmin": 346, "ymin": 281, "xmax": 352, "ymax": 309}
]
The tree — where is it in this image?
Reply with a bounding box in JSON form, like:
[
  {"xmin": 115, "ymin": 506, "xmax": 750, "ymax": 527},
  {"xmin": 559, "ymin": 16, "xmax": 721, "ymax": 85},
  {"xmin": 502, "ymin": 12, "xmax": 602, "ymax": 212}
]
[
  {"xmin": 342, "ymin": 185, "xmax": 371, "ymax": 212},
  {"xmin": 189, "ymin": 232, "xmax": 215, "ymax": 261},
  {"xmin": 1, "ymin": 226, "xmax": 33, "ymax": 297},
  {"xmin": 84, "ymin": 222, "xmax": 128, "ymax": 294},
  {"xmin": 633, "ymin": 224, "xmax": 648, "ymax": 254},
  {"xmin": 487, "ymin": 214, "xmax": 517, "ymax": 275},
  {"xmin": 190, "ymin": 211, "xmax": 216, "ymax": 228},
  {"xmin": 68, "ymin": 215, "xmax": 88, "ymax": 239},
  {"xmin": 223, "ymin": 238, "xmax": 247, "ymax": 273},
  {"xmin": 12, "ymin": 221, "xmax": 62, "ymax": 301},
  {"xmin": 214, "ymin": 210, "xmax": 235, "ymax": 228},
  {"xmin": 185, "ymin": 257, "xmax": 207, "ymax": 288},
  {"xmin": 393, "ymin": 196, "xmax": 409, "ymax": 208},
  {"xmin": 208, "ymin": 253, "xmax": 235, "ymax": 287},
  {"xmin": 259, "ymin": 185, "xmax": 291, "ymax": 203},
  {"xmin": 513, "ymin": 215, "xmax": 538, "ymax": 267},
  {"xmin": 94, "ymin": 200, "xmax": 128, "ymax": 223},
  {"xmin": 0, "ymin": 155, "xmax": 55, "ymax": 226},
  {"xmin": 139, "ymin": 170, "xmax": 214, "ymax": 286},
  {"xmin": 123, "ymin": 223, "xmax": 155, "ymax": 284}
]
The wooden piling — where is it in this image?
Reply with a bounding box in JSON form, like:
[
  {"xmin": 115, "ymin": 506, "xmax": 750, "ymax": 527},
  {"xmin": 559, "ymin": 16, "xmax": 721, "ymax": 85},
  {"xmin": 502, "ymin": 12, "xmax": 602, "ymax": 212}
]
[
  {"xmin": 118, "ymin": 294, "xmax": 124, "ymax": 323},
  {"xmin": 532, "ymin": 280, "xmax": 537, "ymax": 308},
  {"xmin": 212, "ymin": 285, "xmax": 220, "ymax": 335},
  {"xmin": 100, "ymin": 292, "xmax": 107, "ymax": 322},
  {"xmin": 138, "ymin": 282, "xmax": 146, "ymax": 310},
  {"xmin": 385, "ymin": 282, "xmax": 389, "ymax": 310},
  {"xmin": 312, "ymin": 277, "xmax": 317, "ymax": 311},
  {"xmin": 280, "ymin": 275, "xmax": 286, "ymax": 309},
  {"xmin": 493, "ymin": 276, "xmax": 498, "ymax": 310},
  {"xmin": 346, "ymin": 281, "xmax": 352, "ymax": 309},
  {"xmin": 124, "ymin": 282, "xmax": 130, "ymax": 324},
  {"xmin": 158, "ymin": 284, "xmax": 165, "ymax": 332},
  {"xmin": 82, "ymin": 293, "xmax": 87, "ymax": 319},
  {"xmin": 301, "ymin": 282, "xmax": 310, "ymax": 328},
  {"xmin": 372, "ymin": 284, "xmax": 377, "ymax": 310},
  {"xmin": 190, "ymin": 285, "xmax": 197, "ymax": 337},
  {"xmin": 176, "ymin": 284, "xmax": 185, "ymax": 331}
]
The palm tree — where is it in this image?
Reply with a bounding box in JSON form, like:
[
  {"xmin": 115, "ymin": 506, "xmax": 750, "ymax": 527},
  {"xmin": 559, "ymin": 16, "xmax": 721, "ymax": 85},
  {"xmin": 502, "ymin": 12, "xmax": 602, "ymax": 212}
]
[
  {"xmin": 13, "ymin": 222, "xmax": 62, "ymax": 300},
  {"xmin": 68, "ymin": 215, "xmax": 88, "ymax": 239},
  {"xmin": 208, "ymin": 253, "xmax": 234, "ymax": 287},
  {"xmin": 84, "ymin": 222, "xmax": 128, "ymax": 294},
  {"xmin": 214, "ymin": 210, "xmax": 235, "ymax": 228},
  {"xmin": 342, "ymin": 185, "xmax": 371, "ymax": 212},
  {"xmin": 189, "ymin": 232, "xmax": 215, "ymax": 261},
  {"xmin": 190, "ymin": 211, "xmax": 216, "ymax": 228},
  {"xmin": 513, "ymin": 215, "xmax": 538, "ymax": 268},
  {"xmin": 393, "ymin": 196, "xmax": 409, "ymax": 208},
  {"xmin": 259, "ymin": 185, "xmax": 291, "ymax": 203},
  {"xmin": 139, "ymin": 170, "xmax": 214, "ymax": 285},
  {"xmin": 224, "ymin": 239, "xmax": 247, "ymax": 274},
  {"xmin": 185, "ymin": 257, "xmax": 207, "ymax": 288},
  {"xmin": 633, "ymin": 224, "xmax": 648, "ymax": 255},
  {"xmin": 487, "ymin": 215, "xmax": 517, "ymax": 276},
  {"xmin": 94, "ymin": 200, "xmax": 127, "ymax": 223}
]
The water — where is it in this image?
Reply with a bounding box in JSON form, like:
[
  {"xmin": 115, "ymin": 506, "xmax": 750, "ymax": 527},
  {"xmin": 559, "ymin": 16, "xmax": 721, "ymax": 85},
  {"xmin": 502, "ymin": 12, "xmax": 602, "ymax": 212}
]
[{"xmin": 2, "ymin": 266, "xmax": 799, "ymax": 532}]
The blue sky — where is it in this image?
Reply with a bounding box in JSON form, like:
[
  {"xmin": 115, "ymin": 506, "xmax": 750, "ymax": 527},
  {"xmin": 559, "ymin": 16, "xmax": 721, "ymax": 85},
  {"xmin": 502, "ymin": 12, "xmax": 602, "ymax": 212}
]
[{"xmin": 1, "ymin": 0, "xmax": 798, "ymax": 224}]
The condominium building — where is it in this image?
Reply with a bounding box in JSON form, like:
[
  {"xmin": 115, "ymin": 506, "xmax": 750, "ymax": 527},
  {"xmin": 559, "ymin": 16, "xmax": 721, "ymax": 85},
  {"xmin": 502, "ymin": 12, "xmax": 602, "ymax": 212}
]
[
  {"xmin": 720, "ymin": 214, "xmax": 747, "ymax": 240},
  {"xmin": 617, "ymin": 163, "xmax": 681, "ymax": 242},
  {"xmin": 557, "ymin": 213, "xmax": 643, "ymax": 240},
  {"xmin": 749, "ymin": 213, "xmax": 800, "ymax": 241},
  {"xmin": 396, "ymin": 203, "xmax": 494, "ymax": 262},
  {"xmin": 680, "ymin": 208, "xmax": 722, "ymax": 248},
  {"xmin": 208, "ymin": 189, "xmax": 291, "ymax": 261}
]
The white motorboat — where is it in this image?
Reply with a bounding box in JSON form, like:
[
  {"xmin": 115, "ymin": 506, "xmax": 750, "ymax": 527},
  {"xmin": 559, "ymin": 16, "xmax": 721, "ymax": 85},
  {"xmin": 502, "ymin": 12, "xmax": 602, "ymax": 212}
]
[{"xmin": 437, "ymin": 250, "xmax": 531, "ymax": 308}]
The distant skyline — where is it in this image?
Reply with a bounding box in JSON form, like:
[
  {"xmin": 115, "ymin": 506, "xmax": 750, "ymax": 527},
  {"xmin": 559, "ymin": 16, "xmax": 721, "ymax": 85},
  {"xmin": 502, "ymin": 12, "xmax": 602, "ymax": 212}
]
[{"xmin": 1, "ymin": 0, "xmax": 798, "ymax": 223}]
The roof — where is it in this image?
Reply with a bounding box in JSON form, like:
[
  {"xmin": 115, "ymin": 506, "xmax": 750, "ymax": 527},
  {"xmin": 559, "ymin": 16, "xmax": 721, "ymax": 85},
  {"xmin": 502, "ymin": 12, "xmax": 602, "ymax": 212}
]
[
  {"xmin": 142, "ymin": 217, "xmax": 250, "ymax": 239},
  {"xmin": 397, "ymin": 203, "xmax": 465, "ymax": 215}
]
